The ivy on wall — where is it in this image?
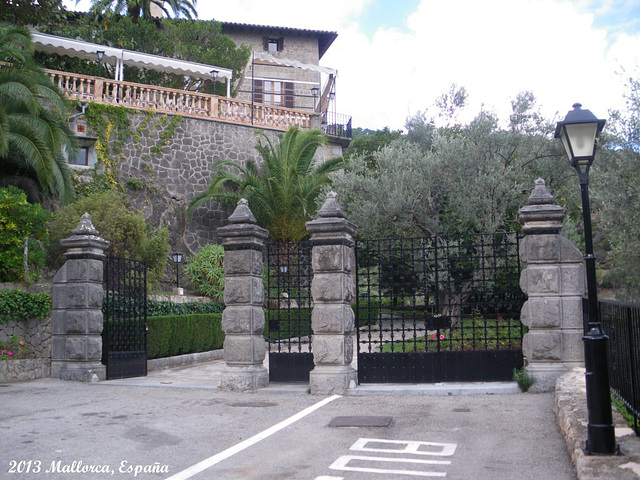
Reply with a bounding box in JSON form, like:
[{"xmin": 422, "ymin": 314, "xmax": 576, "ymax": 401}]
[{"xmin": 74, "ymin": 103, "xmax": 182, "ymax": 197}]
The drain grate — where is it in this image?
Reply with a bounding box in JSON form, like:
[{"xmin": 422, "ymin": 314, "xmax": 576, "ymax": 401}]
[{"xmin": 328, "ymin": 416, "xmax": 393, "ymax": 428}]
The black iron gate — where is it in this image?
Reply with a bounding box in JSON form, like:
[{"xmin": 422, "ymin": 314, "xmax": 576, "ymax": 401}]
[
  {"xmin": 102, "ymin": 256, "xmax": 148, "ymax": 380},
  {"xmin": 266, "ymin": 241, "xmax": 314, "ymax": 382},
  {"xmin": 355, "ymin": 233, "xmax": 525, "ymax": 383}
]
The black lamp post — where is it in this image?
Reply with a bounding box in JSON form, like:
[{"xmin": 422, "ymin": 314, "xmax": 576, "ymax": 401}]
[
  {"xmin": 555, "ymin": 103, "xmax": 616, "ymax": 455},
  {"xmin": 210, "ymin": 69, "xmax": 219, "ymax": 94},
  {"xmin": 311, "ymin": 87, "xmax": 319, "ymax": 111},
  {"xmin": 170, "ymin": 252, "xmax": 184, "ymax": 290},
  {"xmin": 96, "ymin": 50, "xmax": 105, "ymax": 77}
]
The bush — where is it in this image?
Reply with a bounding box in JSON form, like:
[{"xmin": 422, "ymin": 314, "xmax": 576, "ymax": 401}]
[
  {"xmin": 146, "ymin": 313, "xmax": 223, "ymax": 359},
  {"xmin": 147, "ymin": 299, "xmax": 224, "ymax": 317},
  {"xmin": 0, "ymin": 187, "xmax": 49, "ymax": 282},
  {"xmin": 0, "ymin": 290, "xmax": 51, "ymax": 323},
  {"xmin": 183, "ymin": 243, "xmax": 225, "ymax": 299},
  {"xmin": 46, "ymin": 190, "xmax": 169, "ymax": 288}
]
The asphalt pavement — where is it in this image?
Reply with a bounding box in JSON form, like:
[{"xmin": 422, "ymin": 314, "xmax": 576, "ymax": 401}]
[{"xmin": 0, "ymin": 359, "xmax": 577, "ymax": 480}]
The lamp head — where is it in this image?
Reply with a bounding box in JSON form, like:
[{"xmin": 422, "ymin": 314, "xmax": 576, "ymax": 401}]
[
  {"xmin": 554, "ymin": 103, "xmax": 606, "ymax": 167},
  {"xmin": 171, "ymin": 252, "xmax": 184, "ymax": 264},
  {"xmin": 97, "ymin": 50, "xmax": 105, "ymax": 62}
]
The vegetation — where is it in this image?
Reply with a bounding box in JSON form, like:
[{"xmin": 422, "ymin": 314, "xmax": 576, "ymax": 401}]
[
  {"xmin": 0, "ymin": 0, "xmax": 68, "ymax": 27},
  {"xmin": 0, "ymin": 290, "xmax": 51, "ymax": 323},
  {"xmin": 189, "ymin": 127, "xmax": 345, "ymax": 242},
  {"xmin": 147, "ymin": 299, "xmax": 223, "ymax": 317},
  {"xmin": 146, "ymin": 313, "xmax": 223, "ymax": 359},
  {"xmin": 513, "ymin": 367, "xmax": 535, "ymax": 392},
  {"xmin": 183, "ymin": 244, "xmax": 225, "ymax": 300},
  {"xmin": 89, "ymin": 0, "xmax": 198, "ymax": 21},
  {"xmin": 46, "ymin": 190, "xmax": 170, "ymax": 288},
  {"xmin": 0, "ymin": 187, "xmax": 50, "ymax": 282},
  {"xmin": 0, "ymin": 23, "xmax": 76, "ymax": 204}
]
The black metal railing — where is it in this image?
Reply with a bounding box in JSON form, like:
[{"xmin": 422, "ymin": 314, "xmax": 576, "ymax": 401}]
[
  {"xmin": 600, "ymin": 299, "xmax": 640, "ymax": 436},
  {"xmin": 322, "ymin": 111, "xmax": 352, "ymax": 139},
  {"xmin": 355, "ymin": 232, "xmax": 525, "ymax": 383},
  {"xmin": 102, "ymin": 255, "xmax": 148, "ymax": 380},
  {"xmin": 265, "ymin": 241, "xmax": 314, "ymax": 382}
]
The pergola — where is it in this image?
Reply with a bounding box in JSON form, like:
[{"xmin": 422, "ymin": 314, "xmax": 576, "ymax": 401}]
[{"xmin": 31, "ymin": 31, "xmax": 233, "ymax": 97}]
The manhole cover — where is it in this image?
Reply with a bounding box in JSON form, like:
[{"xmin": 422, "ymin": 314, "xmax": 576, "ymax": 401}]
[
  {"xmin": 228, "ymin": 402, "xmax": 278, "ymax": 408},
  {"xmin": 452, "ymin": 408, "xmax": 471, "ymax": 413},
  {"xmin": 328, "ymin": 416, "xmax": 393, "ymax": 428}
]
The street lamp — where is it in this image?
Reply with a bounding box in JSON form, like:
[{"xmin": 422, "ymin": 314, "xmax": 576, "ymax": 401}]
[
  {"xmin": 210, "ymin": 69, "xmax": 219, "ymax": 94},
  {"xmin": 170, "ymin": 252, "xmax": 184, "ymax": 293},
  {"xmin": 96, "ymin": 50, "xmax": 105, "ymax": 77},
  {"xmin": 555, "ymin": 103, "xmax": 616, "ymax": 455}
]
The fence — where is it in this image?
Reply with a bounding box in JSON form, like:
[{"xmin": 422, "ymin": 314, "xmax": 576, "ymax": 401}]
[
  {"xmin": 600, "ymin": 299, "xmax": 640, "ymax": 435},
  {"xmin": 355, "ymin": 232, "xmax": 525, "ymax": 383}
]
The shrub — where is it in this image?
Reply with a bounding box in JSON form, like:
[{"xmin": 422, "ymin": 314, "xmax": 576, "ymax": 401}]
[
  {"xmin": 147, "ymin": 299, "xmax": 224, "ymax": 317},
  {"xmin": 183, "ymin": 243, "xmax": 225, "ymax": 299},
  {"xmin": 146, "ymin": 313, "xmax": 223, "ymax": 359},
  {"xmin": 0, "ymin": 290, "xmax": 51, "ymax": 323},
  {"xmin": 0, "ymin": 187, "xmax": 49, "ymax": 282},
  {"xmin": 46, "ymin": 190, "xmax": 169, "ymax": 288}
]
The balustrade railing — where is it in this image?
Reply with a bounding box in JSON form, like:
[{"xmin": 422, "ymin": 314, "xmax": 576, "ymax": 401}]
[{"xmin": 46, "ymin": 68, "xmax": 312, "ymax": 132}]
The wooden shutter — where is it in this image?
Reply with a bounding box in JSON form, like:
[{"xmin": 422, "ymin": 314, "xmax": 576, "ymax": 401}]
[
  {"xmin": 284, "ymin": 82, "xmax": 294, "ymax": 108},
  {"xmin": 263, "ymin": 36, "xmax": 269, "ymax": 51},
  {"xmin": 253, "ymin": 79, "xmax": 263, "ymax": 104},
  {"xmin": 278, "ymin": 37, "xmax": 285, "ymax": 51}
]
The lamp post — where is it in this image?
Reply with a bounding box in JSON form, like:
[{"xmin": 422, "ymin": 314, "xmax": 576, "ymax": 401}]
[
  {"xmin": 311, "ymin": 87, "xmax": 319, "ymax": 111},
  {"xmin": 555, "ymin": 103, "xmax": 616, "ymax": 455},
  {"xmin": 210, "ymin": 69, "xmax": 219, "ymax": 94},
  {"xmin": 170, "ymin": 252, "xmax": 184, "ymax": 294},
  {"xmin": 96, "ymin": 50, "xmax": 105, "ymax": 78}
]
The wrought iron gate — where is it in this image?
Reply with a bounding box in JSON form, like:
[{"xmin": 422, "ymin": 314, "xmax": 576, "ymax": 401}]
[
  {"xmin": 102, "ymin": 256, "xmax": 148, "ymax": 380},
  {"xmin": 266, "ymin": 241, "xmax": 314, "ymax": 382},
  {"xmin": 355, "ymin": 233, "xmax": 525, "ymax": 383}
]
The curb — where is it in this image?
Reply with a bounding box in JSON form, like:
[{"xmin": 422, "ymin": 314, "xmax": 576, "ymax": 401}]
[
  {"xmin": 555, "ymin": 368, "xmax": 640, "ymax": 480},
  {"xmin": 147, "ymin": 349, "xmax": 224, "ymax": 372}
]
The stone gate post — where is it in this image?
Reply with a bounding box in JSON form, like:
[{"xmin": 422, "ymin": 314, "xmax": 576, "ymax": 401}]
[
  {"xmin": 306, "ymin": 192, "xmax": 358, "ymax": 395},
  {"xmin": 217, "ymin": 199, "xmax": 269, "ymax": 391},
  {"xmin": 51, "ymin": 213, "xmax": 109, "ymax": 382},
  {"xmin": 518, "ymin": 179, "xmax": 585, "ymax": 392}
]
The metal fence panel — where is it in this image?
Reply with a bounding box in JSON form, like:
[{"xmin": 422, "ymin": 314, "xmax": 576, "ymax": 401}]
[
  {"xmin": 355, "ymin": 233, "xmax": 525, "ymax": 383},
  {"xmin": 600, "ymin": 299, "xmax": 640, "ymax": 436},
  {"xmin": 266, "ymin": 241, "xmax": 313, "ymax": 382},
  {"xmin": 102, "ymin": 256, "xmax": 148, "ymax": 380}
]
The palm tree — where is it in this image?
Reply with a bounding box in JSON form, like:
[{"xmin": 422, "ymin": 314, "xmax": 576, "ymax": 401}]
[
  {"xmin": 188, "ymin": 127, "xmax": 344, "ymax": 242},
  {"xmin": 0, "ymin": 23, "xmax": 76, "ymax": 204},
  {"xmin": 90, "ymin": 0, "xmax": 198, "ymax": 21}
]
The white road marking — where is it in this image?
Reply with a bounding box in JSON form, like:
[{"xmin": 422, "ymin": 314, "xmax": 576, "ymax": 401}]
[
  {"xmin": 164, "ymin": 394, "xmax": 341, "ymax": 480},
  {"xmin": 329, "ymin": 455, "xmax": 451, "ymax": 477},
  {"xmin": 314, "ymin": 477, "xmax": 344, "ymax": 480},
  {"xmin": 350, "ymin": 438, "xmax": 457, "ymax": 457}
]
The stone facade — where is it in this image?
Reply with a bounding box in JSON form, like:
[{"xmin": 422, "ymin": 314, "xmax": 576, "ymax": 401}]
[
  {"xmin": 217, "ymin": 199, "xmax": 269, "ymax": 392},
  {"xmin": 50, "ymin": 214, "xmax": 108, "ymax": 382},
  {"xmin": 518, "ymin": 179, "xmax": 585, "ymax": 392},
  {"xmin": 221, "ymin": 23, "xmax": 335, "ymax": 111},
  {"xmin": 77, "ymin": 113, "xmax": 343, "ymax": 259},
  {"xmin": 306, "ymin": 192, "xmax": 358, "ymax": 395}
]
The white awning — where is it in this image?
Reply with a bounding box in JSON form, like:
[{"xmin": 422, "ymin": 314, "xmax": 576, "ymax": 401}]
[
  {"xmin": 253, "ymin": 51, "xmax": 337, "ymax": 76},
  {"xmin": 31, "ymin": 31, "xmax": 232, "ymax": 95}
]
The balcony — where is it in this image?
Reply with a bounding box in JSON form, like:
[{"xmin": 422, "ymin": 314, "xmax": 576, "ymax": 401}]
[{"xmin": 46, "ymin": 68, "xmax": 315, "ymax": 132}]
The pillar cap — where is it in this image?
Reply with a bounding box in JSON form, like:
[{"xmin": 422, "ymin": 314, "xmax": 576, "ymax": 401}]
[
  {"xmin": 228, "ymin": 198, "xmax": 257, "ymax": 224},
  {"xmin": 317, "ymin": 191, "xmax": 346, "ymax": 218},
  {"xmin": 518, "ymin": 179, "xmax": 565, "ymax": 233},
  {"xmin": 60, "ymin": 213, "xmax": 110, "ymax": 253}
]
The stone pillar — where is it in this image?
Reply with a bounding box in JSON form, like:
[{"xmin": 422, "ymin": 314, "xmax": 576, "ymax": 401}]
[
  {"xmin": 51, "ymin": 214, "xmax": 109, "ymax": 382},
  {"xmin": 518, "ymin": 179, "xmax": 585, "ymax": 392},
  {"xmin": 217, "ymin": 199, "xmax": 269, "ymax": 392},
  {"xmin": 306, "ymin": 192, "xmax": 358, "ymax": 395}
]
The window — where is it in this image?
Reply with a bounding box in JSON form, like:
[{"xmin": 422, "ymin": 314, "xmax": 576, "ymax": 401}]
[
  {"xmin": 263, "ymin": 36, "xmax": 284, "ymax": 52},
  {"xmin": 69, "ymin": 146, "xmax": 89, "ymax": 166},
  {"xmin": 253, "ymin": 80, "xmax": 294, "ymax": 108}
]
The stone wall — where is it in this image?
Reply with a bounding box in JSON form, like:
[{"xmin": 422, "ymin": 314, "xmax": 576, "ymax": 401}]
[{"xmin": 79, "ymin": 113, "xmax": 343, "ymax": 257}]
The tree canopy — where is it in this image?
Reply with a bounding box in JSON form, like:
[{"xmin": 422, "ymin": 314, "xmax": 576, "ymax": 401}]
[
  {"xmin": 189, "ymin": 127, "xmax": 344, "ymax": 242},
  {"xmin": 0, "ymin": 22, "xmax": 76, "ymax": 204}
]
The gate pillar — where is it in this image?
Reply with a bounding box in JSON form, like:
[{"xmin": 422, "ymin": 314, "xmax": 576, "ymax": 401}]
[
  {"xmin": 306, "ymin": 192, "xmax": 358, "ymax": 395},
  {"xmin": 217, "ymin": 199, "xmax": 269, "ymax": 392},
  {"xmin": 51, "ymin": 213, "xmax": 109, "ymax": 382},
  {"xmin": 518, "ymin": 179, "xmax": 585, "ymax": 392}
]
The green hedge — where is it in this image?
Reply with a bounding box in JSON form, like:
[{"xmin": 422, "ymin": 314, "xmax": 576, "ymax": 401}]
[
  {"xmin": 147, "ymin": 300, "xmax": 224, "ymax": 317},
  {"xmin": 0, "ymin": 290, "xmax": 51, "ymax": 323},
  {"xmin": 147, "ymin": 313, "xmax": 223, "ymax": 359}
]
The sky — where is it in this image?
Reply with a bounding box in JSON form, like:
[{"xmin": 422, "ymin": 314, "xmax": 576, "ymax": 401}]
[{"xmin": 62, "ymin": 0, "xmax": 640, "ymax": 131}]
